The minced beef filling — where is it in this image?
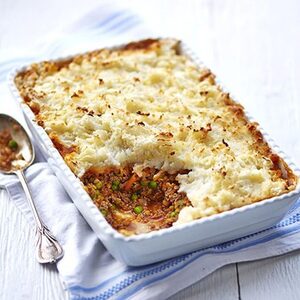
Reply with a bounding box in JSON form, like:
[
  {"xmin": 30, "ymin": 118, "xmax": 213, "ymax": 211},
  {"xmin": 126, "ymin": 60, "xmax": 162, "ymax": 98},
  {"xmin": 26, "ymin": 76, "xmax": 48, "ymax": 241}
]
[
  {"xmin": 82, "ymin": 166, "xmax": 191, "ymax": 235},
  {"xmin": 0, "ymin": 129, "xmax": 19, "ymax": 171}
]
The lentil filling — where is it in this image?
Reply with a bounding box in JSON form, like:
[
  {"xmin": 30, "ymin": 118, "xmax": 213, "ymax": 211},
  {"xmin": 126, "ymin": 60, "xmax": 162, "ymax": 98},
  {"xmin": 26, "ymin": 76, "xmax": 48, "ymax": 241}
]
[{"xmin": 82, "ymin": 166, "xmax": 191, "ymax": 235}]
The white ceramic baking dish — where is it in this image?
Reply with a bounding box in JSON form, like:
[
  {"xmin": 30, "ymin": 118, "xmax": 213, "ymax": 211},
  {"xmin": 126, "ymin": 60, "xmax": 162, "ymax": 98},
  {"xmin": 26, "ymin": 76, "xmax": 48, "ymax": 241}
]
[{"xmin": 8, "ymin": 40, "xmax": 300, "ymax": 266}]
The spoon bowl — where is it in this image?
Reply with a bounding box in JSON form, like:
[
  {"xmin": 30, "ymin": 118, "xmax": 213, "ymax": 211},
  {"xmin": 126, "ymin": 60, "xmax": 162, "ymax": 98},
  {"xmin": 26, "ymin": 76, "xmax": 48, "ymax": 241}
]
[
  {"xmin": 0, "ymin": 113, "xmax": 34, "ymax": 173},
  {"xmin": 0, "ymin": 113, "xmax": 63, "ymax": 264}
]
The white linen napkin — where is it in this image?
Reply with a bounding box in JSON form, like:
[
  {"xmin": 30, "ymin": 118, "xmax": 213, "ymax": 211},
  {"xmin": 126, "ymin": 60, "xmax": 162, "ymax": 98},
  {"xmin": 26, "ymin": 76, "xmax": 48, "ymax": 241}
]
[{"xmin": 1, "ymin": 2, "xmax": 300, "ymax": 300}]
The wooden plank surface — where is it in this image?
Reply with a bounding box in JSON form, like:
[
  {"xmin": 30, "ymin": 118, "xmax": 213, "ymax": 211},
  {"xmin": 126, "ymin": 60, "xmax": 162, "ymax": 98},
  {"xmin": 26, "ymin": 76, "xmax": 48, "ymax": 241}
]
[
  {"xmin": 169, "ymin": 264, "xmax": 239, "ymax": 300},
  {"xmin": 0, "ymin": 190, "xmax": 66, "ymax": 300},
  {"xmin": 0, "ymin": 0, "xmax": 300, "ymax": 299},
  {"xmin": 238, "ymin": 251, "xmax": 300, "ymax": 300}
]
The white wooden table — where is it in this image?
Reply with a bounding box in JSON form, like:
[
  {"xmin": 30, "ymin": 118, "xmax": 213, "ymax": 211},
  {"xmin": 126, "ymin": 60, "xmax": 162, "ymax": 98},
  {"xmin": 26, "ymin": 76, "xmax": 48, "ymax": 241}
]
[{"xmin": 1, "ymin": 0, "xmax": 300, "ymax": 299}]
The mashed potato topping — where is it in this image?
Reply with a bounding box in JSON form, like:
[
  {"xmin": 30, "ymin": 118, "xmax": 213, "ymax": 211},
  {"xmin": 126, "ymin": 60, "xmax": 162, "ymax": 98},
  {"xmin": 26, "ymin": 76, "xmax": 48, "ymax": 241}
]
[{"xmin": 15, "ymin": 38, "xmax": 297, "ymax": 226}]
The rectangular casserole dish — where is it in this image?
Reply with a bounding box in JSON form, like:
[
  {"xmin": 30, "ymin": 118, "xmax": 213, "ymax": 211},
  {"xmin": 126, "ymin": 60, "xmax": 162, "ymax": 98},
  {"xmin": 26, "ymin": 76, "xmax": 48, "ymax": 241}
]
[{"xmin": 9, "ymin": 39, "xmax": 300, "ymax": 266}]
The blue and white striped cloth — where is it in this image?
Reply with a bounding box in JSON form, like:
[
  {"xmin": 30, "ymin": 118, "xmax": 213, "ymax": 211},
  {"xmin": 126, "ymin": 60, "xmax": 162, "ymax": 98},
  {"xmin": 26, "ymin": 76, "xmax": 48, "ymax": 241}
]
[{"xmin": 1, "ymin": 2, "xmax": 300, "ymax": 300}]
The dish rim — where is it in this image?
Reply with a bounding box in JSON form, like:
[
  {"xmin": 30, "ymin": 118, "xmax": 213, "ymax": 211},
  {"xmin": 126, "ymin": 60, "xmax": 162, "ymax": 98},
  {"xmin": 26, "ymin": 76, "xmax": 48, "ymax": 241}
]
[{"xmin": 8, "ymin": 38, "xmax": 300, "ymax": 242}]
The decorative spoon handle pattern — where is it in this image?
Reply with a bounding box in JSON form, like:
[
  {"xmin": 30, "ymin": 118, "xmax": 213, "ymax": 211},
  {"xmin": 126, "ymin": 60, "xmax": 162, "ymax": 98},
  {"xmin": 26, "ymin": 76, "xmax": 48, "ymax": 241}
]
[{"xmin": 16, "ymin": 169, "xmax": 64, "ymax": 263}]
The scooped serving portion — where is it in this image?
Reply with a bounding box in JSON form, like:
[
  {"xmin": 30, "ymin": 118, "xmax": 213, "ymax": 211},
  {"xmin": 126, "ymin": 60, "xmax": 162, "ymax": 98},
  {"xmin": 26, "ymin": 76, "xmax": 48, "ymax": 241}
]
[
  {"xmin": 0, "ymin": 128, "xmax": 20, "ymax": 171},
  {"xmin": 14, "ymin": 38, "xmax": 298, "ymax": 235}
]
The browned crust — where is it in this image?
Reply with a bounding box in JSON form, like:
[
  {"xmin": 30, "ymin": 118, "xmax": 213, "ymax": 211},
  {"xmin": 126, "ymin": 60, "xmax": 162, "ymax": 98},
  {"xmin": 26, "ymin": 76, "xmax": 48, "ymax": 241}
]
[
  {"xmin": 50, "ymin": 134, "xmax": 77, "ymax": 157},
  {"xmin": 14, "ymin": 39, "xmax": 162, "ymax": 91},
  {"xmin": 199, "ymin": 69, "xmax": 215, "ymax": 84},
  {"xmin": 14, "ymin": 38, "xmax": 298, "ymax": 199},
  {"xmin": 221, "ymin": 93, "xmax": 297, "ymax": 189},
  {"xmin": 123, "ymin": 38, "xmax": 160, "ymax": 51},
  {"xmin": 14, "ymin": 39, "xmax": 164, "ymax": 113}
]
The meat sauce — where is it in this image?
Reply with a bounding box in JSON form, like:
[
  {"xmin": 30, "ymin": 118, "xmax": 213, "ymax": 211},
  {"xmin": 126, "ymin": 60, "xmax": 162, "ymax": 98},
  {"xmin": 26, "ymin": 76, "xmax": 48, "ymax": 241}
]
[
  {"xmin": 82, "ymin": 166, "xmax": 191, "ymax": 235},
  {"xmin": 0, "ymin": 128, "xmax": 19, "ymax": 171}
]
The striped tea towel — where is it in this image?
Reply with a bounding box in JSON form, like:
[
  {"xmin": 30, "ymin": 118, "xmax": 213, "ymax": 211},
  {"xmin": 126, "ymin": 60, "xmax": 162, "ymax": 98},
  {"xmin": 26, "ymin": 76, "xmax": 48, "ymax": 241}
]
[{"xmin": 1, "ymin": 2, "xmax": 300, "ymax": 300}]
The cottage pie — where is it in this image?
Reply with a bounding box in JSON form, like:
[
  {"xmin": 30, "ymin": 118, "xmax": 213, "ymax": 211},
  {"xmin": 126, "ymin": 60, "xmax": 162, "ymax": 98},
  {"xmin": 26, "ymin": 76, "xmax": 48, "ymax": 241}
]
[{"xmin": 14, "ymin": 39, "xmax": 297, "ymax": 235}]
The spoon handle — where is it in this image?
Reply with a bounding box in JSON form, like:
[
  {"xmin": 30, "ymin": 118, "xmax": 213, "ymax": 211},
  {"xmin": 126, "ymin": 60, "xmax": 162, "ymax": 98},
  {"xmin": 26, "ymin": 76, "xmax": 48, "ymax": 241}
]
[{"xmin": 15, "ymin": 170, "xmax": 64, "ymax": 264}]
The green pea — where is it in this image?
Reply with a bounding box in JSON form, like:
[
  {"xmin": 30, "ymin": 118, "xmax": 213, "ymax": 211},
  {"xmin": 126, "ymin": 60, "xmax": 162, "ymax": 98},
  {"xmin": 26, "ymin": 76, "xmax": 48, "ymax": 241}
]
[
  {"xmin": 92, "ymin": 190, "xmax": 100, "ymax": 199},
  {"xmin": 111, "ymin": 180, "xmax": 120, "ymax": 191},
  {"xmin": 148, "ymin": 180, "xmax": 157, "ymax": 189},
  {"xmin": 112, "ymin": 185, "xmax": 118, "ymax": 191},
  {"xmin": 170, "ymin": 211, "xmax": 178, "ymax": 217},
  {"xmin": 134, "ymin": 206, "xmax": 143, "ymax": 214},
  {"xmin": 94, "ymin": 179, "xmax": 103, "ymax": 190},
  {"xmin": 100, "ymin": 209, "xmax": 107, "ymax": 217},
  {"xmin": 131, "ymin": 193, "xmax": 138, "ymax": 201},
  {"xmin": 8, "ymin": 139, "xmax": 18, "ymax": 150}
]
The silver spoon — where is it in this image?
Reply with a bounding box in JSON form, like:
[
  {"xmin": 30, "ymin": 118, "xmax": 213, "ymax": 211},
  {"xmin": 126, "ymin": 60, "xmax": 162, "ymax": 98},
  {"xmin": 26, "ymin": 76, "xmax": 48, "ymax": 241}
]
[{"xmin": 0, "ymin": 114, "xmax": 63, "ymax": 264}]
